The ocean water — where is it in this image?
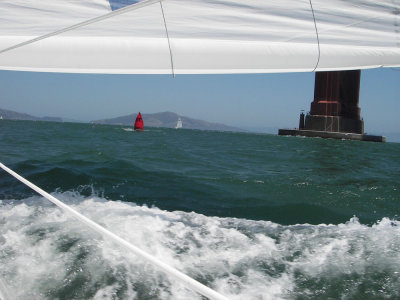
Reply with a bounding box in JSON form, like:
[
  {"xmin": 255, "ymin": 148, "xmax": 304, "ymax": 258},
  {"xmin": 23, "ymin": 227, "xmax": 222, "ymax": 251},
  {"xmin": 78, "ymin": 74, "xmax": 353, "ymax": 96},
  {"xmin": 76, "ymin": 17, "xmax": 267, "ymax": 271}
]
[{"xmin": 1, "ymin": 120, "xmax": 400, "ymax": 299}]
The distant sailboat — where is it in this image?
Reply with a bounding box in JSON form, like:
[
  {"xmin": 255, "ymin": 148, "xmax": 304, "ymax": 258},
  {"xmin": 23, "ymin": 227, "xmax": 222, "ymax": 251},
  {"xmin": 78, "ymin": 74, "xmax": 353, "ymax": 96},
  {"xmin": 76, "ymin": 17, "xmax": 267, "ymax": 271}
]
[
  {"xmin": 175, "ymin": 117, "xmax": 182, "ymax": 129},
  {"xmin": 134, "ymin": 112, "xmax": 144, "ymax": 131}
]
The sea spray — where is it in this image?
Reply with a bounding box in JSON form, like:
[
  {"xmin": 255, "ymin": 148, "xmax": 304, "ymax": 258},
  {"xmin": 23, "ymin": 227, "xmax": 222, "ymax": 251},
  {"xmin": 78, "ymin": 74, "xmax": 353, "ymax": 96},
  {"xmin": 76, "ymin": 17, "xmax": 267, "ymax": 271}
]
[{"xmin": 1, "ymin": 194, "xmax": 400, "ymax": 299}]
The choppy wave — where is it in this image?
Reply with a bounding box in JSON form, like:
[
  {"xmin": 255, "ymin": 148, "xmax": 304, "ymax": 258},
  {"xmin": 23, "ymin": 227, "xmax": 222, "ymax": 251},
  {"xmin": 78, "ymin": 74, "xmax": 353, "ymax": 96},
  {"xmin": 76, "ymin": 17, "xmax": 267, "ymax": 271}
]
[
  {"xmin": 1, "ymin": 192, "xmax": 400, "ymax": 299},
  {"xmin": 2, "ymin": 121, "xmax": 400, "ymax": 299},
  {"xmin": 2, "ymin": 155, "xmax": 399, "ymax": 226},
  {"xmin": 2, "ymin": 121, "xmax": 400, "ymax": 226}
]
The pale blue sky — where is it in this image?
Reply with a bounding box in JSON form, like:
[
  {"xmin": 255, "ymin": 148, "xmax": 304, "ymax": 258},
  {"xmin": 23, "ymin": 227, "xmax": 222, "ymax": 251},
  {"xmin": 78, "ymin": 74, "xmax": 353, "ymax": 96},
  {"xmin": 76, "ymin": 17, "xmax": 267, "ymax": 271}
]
[{"xmin": 0, "ymin": 68, "xmax": 399, "ymax": 140}]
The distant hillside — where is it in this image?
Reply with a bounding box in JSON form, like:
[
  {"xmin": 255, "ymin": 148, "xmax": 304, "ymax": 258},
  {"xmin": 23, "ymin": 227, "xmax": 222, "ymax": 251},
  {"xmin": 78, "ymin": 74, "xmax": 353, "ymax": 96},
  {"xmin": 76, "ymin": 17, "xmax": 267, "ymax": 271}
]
[
  {"xmin": 91, "ymin": 112, "xmax": 243, "ymax": 132},
  {"xmin": 0, "ymin": 108, "xmax": 243, "ymax": 132},
  {"xmin": 0, "ymin": 108, "xmax": 62, "ymax": 122}
]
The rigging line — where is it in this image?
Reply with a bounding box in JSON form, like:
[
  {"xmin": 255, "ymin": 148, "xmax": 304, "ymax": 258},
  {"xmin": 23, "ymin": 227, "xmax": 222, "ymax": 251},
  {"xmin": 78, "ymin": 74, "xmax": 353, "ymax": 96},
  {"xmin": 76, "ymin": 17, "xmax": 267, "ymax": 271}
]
[
  {"xmin": 309, "ymin": 0, "xmax": 321, "ymax": 72},
  {"xmin": 160, "ymin": 1, "xmax": 175, "ymax": 77},
  {"xmin": 0, "ymin": 162, "xmax": 229, "ymax": 300},
  {"xmin": 0, "ymin": 0, "xmax": 163, "ymax": 55}
]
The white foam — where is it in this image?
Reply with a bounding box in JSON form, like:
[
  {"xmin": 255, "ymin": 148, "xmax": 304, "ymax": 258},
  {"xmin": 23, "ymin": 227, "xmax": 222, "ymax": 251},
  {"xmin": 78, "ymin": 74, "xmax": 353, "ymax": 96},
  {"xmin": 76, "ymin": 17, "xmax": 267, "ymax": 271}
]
[{"xmin": 1, "ymin": 193, "xmax": 400, "ymax": 299}]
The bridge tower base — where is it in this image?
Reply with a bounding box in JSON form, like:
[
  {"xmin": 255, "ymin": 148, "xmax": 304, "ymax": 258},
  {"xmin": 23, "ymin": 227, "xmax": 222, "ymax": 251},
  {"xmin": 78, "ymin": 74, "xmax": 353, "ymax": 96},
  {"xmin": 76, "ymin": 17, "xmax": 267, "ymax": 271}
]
[{"xmin": 279, "ymin": 70, "xmax": 385, "ymax": 142}]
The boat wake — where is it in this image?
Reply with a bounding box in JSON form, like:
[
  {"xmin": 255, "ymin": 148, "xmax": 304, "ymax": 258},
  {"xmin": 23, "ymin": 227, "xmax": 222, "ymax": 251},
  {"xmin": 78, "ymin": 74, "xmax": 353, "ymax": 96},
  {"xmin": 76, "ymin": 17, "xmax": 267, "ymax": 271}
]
[{"xmin": 1, "ymin": 191, "xmax": 400, "ymax": 299}]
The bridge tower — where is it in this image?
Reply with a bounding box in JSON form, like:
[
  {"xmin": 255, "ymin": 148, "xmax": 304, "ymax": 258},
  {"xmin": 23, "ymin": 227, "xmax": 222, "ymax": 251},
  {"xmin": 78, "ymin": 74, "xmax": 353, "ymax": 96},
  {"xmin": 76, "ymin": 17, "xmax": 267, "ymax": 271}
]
[{"xmin": 279, "ymin": 70, "xmax": 385, "ymax": 142}]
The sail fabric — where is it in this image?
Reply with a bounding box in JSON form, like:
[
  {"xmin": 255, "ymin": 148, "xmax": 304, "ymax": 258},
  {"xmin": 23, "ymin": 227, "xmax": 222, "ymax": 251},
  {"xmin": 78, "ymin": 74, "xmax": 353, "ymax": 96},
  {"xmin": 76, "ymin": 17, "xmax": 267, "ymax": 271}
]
[{"xmin": 0, "ymin": 0, "xmax": 399, "ymax": 74}]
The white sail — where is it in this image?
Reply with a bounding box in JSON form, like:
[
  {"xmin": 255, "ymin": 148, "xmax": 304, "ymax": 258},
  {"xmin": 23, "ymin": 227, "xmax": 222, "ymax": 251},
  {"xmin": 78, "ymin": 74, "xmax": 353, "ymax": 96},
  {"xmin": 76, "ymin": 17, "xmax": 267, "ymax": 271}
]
[
  {"xmin": 0, "ymin": 0, "xmax": 399, "ymax": 74},
  {"xmin": 176, "ymin": 117, "xmax": 182, "ymax": 129}
]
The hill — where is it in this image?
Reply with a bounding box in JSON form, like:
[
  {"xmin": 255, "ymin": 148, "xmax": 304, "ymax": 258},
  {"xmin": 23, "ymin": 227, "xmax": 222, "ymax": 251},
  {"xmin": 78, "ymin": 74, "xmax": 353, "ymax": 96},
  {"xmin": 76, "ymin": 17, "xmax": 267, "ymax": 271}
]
[
  {"xmin": 0, "ymin": 108, "xmax": 242, "ymax": 132},
  {"xmin": 0, "ymin": 108, "xmax": 62, "ymax": 122},
  {"xmin": 91, "ymin": 112, "xmax": 243, "ymax": 132}
]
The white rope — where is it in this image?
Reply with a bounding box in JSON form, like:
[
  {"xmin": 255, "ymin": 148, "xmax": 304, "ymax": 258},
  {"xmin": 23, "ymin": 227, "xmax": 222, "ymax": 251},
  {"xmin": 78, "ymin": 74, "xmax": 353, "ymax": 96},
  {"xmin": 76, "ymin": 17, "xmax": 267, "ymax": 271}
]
[
  {"xmin": 0, "ymin": 162, "xmax": 229, "ymax": 300},
  {"xmin": 0, "ymin": 0, "xmax": 163, "ymax": 55}
]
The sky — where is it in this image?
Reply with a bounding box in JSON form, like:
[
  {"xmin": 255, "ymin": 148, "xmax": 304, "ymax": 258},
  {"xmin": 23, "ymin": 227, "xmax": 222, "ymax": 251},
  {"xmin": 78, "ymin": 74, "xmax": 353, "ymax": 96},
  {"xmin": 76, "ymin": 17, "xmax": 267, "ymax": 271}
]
[{"xmin": 0, "ymin": 68, "xmax": 399, "ymax": 141}]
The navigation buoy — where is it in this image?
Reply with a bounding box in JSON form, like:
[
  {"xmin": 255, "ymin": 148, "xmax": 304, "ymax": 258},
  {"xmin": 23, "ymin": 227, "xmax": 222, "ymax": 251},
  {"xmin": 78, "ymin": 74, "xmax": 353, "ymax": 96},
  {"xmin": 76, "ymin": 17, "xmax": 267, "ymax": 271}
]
[{"xmin": 134, "ymin": 112, "xmax": 144, "ymax": 131}]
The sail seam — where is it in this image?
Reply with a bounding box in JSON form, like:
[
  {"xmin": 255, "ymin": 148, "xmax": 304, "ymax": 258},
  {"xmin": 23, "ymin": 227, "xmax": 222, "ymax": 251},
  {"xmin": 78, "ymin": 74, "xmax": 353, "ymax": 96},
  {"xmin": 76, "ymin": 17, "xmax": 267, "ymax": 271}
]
[
  {"xmin": 160, "ymin": 2, "xmax": 175, "ymax": 77},
  {"xmin": 0, "ymin": 0, "xmax": 163, "ymax": 55},
  {"xmin": 309, "ymin": 0, "xmax": 321, "ymax": 72}
]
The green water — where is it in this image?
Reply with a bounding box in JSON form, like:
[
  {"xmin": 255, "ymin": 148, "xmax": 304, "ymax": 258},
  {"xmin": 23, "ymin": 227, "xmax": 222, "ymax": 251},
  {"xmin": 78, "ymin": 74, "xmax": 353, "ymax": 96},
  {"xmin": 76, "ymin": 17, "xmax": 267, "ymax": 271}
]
[
  {"xmin": 1, "ymin": 120, "xmax": 400, "ymax": 299},
  {"xmin": 1, "ymin": 120, "xmax": 399, "ymax": 225}
]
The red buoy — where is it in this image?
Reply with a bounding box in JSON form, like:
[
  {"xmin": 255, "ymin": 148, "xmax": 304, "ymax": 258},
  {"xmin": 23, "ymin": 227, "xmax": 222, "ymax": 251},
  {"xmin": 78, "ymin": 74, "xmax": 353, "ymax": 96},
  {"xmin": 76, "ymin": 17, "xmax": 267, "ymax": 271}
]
[{"xmin": 134, "ymin": 112, "xmax": 144, "ymax": 131}]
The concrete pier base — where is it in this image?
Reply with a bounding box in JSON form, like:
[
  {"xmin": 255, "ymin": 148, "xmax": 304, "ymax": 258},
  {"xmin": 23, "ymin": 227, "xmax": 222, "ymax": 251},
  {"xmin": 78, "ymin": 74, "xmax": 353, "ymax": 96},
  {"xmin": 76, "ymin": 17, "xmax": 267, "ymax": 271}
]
[
  {"xmin": 278, "ymin": 129, "xmax": 385, "ymax": 142},
  {"xmin": 304, "ymin": 115, "xmax": 364, "ymax": 134},
  {"xmin": 278, "ymin": 70, "xmax": 385, "ymax": 142}
]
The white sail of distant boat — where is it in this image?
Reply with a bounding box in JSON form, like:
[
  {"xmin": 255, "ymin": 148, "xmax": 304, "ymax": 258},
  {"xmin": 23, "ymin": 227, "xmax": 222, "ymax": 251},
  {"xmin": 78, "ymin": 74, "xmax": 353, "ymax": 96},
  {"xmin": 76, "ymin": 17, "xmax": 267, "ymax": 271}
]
[
  {"xmin": 0, "ymin": 0, "xmax": 399, "ymax": 74},
  {"xmin": 175, "ymin": 117, "xmax": 182, "ymax": 129}
]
